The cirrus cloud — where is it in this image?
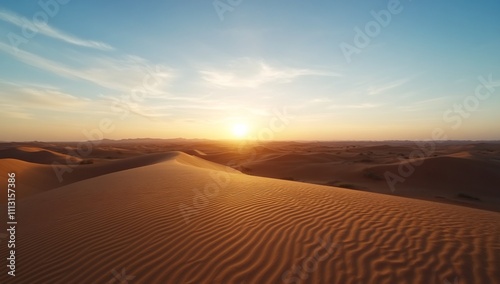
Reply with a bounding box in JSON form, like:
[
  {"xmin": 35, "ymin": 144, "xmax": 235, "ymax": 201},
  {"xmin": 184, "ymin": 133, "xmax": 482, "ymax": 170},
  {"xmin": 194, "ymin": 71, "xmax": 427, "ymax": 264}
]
[
  {"xmin": 0, "ymin": 8, "xmax": 113, "ymax": 50},
  {"xmin": 200, "ymin": 58, "xmax": 340, "ymax": 88}
]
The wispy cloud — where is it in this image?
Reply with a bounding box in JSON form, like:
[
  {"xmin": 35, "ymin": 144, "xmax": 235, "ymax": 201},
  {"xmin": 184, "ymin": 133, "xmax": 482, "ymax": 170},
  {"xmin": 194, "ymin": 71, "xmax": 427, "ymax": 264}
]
[
  {"xmin": 0, "ymin": 82, "xmax": 93, "ymax": 120},
  {"xmin": 397, "ymin": 96, "xmax": 451, "ymax": 112},
  {"xmin": 17, "ymin": 88, "xmax": 88, "ymax": 107},
  {"xmin": 0, "ymin": 9, "xmax": 112, "ymax": 50},
  {"xmin": 328, "ymin": 103, "xmax": 382, "ymax": 109},
  {"xmin": 0, "ymin": 42, "xmax": 173, "ymax": 93},
  {"xmin": 200, "ymin": 58, "xmax": 340, "ymax": 88},
  {"xmin": 309, "ymin": 98, "xmax": 333, "ymax": 104},
  {"xmin": 0, "ymin": 103, "xmax": 33, "ymax": 120},
  {"xmin": 0, "ymin": 82, "xmax": 89, "ymax": 109},
  {"xmin": 367, "ymin": 79, "xmax": 409, "ymax": 96}
]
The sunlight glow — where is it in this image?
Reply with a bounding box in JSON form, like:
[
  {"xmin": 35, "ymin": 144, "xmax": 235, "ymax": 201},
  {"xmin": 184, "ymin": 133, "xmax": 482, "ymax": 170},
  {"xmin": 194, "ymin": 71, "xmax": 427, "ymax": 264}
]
[{"xmin": 231, "ymin": 123, "xmax": 249, "ymax": 138}]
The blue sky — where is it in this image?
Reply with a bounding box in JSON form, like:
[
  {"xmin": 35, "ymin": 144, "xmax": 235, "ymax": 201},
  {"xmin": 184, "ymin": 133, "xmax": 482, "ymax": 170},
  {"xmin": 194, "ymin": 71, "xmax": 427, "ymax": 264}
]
[{"xmin": 1, "ymin": 0, "xmax": 499, "ymax": 141}]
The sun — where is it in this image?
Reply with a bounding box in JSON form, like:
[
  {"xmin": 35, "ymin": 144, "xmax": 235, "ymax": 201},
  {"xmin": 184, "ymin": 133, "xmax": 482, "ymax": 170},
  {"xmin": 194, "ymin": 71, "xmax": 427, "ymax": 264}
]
[{"xmin": 231, "ymin": 123, "xmax": 249, "ymax": 138}]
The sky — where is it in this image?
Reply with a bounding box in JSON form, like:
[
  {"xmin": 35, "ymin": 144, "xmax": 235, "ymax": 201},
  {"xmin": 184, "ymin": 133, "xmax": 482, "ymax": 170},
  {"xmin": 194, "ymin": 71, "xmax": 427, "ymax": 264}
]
[{"xmin": 1, "ymin": 0, "xmax": 499, "ymax": 141}]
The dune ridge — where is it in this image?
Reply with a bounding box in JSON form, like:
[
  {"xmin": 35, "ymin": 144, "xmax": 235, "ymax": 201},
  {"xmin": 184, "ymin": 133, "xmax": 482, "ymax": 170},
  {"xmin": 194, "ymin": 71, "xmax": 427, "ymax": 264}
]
[{"xmin": 0, "ymin": 152, "xmax": 196, "ymax": 202}]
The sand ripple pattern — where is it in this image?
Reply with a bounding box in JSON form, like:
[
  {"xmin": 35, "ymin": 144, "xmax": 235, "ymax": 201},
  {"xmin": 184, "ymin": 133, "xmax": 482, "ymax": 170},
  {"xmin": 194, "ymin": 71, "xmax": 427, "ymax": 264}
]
[{"xmin": 1, "ymin": 153, "xmax": 499, "ymax": 283}]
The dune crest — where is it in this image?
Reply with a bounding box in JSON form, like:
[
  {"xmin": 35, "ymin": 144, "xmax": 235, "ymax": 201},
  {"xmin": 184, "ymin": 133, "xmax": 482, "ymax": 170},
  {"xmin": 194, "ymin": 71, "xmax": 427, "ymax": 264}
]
[{"xmin": 0, "ymin": 151, "xmax": 211, "ymax": 202}]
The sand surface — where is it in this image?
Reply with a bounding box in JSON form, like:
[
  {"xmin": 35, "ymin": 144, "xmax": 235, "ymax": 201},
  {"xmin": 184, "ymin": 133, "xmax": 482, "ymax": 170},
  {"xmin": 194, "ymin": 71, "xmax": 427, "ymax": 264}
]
[{"xmin": 0, "ymin": 141, "xmax": 499, "ymax": 283}]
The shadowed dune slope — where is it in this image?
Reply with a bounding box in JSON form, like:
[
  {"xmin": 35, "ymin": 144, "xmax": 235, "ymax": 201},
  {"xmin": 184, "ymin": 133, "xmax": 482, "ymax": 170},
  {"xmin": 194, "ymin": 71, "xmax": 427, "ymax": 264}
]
[
  {"xmin": 366, "ymin": 156, "xmax": 500, "ymax": 197},
  {"xmin": 197, "ymin": 147, "xmax": 500, "ymax": 211},
  {"xmin": 1, "ymin": 154, "xmax": 499, "ymax": 284}
]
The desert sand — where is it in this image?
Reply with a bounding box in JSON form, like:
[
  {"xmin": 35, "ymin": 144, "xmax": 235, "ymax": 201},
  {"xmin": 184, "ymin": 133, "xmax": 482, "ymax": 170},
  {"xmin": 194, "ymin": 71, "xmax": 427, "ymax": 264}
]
[{"xmin": 0, "ymin": 140, "xmax": 499, "ymax": 283}]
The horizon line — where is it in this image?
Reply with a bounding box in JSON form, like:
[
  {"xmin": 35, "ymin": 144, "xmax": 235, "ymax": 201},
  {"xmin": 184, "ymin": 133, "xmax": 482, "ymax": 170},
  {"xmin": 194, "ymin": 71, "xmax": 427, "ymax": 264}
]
[{"xmin": 2, "ymin": 138, "xmax": 500, "ymax": 143}]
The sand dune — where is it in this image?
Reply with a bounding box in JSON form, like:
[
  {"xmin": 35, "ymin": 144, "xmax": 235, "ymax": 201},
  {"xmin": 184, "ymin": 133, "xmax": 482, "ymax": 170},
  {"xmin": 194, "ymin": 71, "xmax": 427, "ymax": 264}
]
[
  {"xmin": 0, "ymin": 146, "xmax": 83, "ymax": 165},
  {"xmin": 194, "ymin": 142, "xmax": 500, "ymax": 211},
  {"xmin": 0, "ymin": 152, "xmax": 191, "ymax": 202},
  {"xmin": 366, "ymin": 155, "xmax": 500, "ymax": 196},
  {"xmin": 0, "ymin": 159, "xmax": 54, "ymax": 197},
  {"xmin": 1, "ymin": 152, "xmax": 499, "ymax": 283},
  {"xmin": 1, "ymin": 141, "xmax": 499, "ymax": 210},
  {"xmin": 183, "ymin": 149, "xmax": 208, "ymax": 156}
]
